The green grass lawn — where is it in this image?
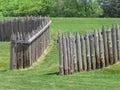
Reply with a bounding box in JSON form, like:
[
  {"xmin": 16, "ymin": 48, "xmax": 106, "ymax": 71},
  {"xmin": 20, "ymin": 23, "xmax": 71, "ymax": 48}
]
[{"xmin": 1, "ymin": 18, "xmax": 120, "ymax": 90}]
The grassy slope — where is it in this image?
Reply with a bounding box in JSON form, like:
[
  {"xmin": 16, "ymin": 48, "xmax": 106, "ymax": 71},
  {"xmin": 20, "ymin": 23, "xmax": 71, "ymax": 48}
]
[{"xmin": 0, "ymin": 18, "xmax": 120, "ymax": 90}]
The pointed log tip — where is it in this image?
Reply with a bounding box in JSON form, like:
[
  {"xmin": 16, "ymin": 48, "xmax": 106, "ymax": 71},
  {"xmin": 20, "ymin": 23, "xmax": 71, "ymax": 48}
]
[
  {"xmin": 94, "ymin": 29, "xmax": 96, "ymax": 32},
  {"xmin": 116, "ymin": 24, "xmax": 119, "ymax": 27},
  {"xmin": 112, "ymin": 24, "xmax": 115, "ymax": 28}
]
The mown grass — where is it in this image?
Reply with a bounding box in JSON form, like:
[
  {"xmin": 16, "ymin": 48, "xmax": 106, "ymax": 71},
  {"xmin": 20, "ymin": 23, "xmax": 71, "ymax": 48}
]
[{"xmin": 0, "ymin": 18, "xmax": 120, "ymax": 90}]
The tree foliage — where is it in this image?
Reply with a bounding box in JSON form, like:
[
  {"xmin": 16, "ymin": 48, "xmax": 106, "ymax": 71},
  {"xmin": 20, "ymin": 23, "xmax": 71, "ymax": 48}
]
[
  {"xmin": 0, "ymin": 0, "xmax": 102, "ymax": 17},
  {"xmin": 99, "ymin": 0, "xmax": 120, "ymax": 17},
  {"xmin": 50, "ymin": 0, "xmax": 102, "ymax": 17},
  {"xmin": 0, "ymin": 0, "xmax": 54, "ymax": 16}
]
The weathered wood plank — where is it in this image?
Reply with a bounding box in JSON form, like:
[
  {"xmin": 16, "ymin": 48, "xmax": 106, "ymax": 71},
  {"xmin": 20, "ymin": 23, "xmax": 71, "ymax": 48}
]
[
  {"xmin": 89, "ymin": 34, "xmax": 96, "ymax": 70},
  {"xmin": 94, "ymin": 30, "xmax": 100, "ymax": 69},
  {"xmin": 81, "ymin": 35, "xmax": 87, "ymax": 71},
  {"xmin": 116, "ymin": 24, "xmax": 120, "ymax": 61},
  {"xmin": 10, "ymin": 34, "xmax": 17, "ymax": 70},
  {"xmin": 66, "ymin": 36, "xmax": 71, "ymax": 74},
  {"xmin": 73, "ymin": 34, "xmax": 78, "ymax": 72},
  {"xmin": 107, "ymin": 28, "xmax": 113, "ymax": 65},
  {"xmin": 98, "ymin": 30, "xmax": 105, "ymax": 68},
  {"xmin": 102, "ymin": 26, "xmax": 109, "ymax": 66},
  {"xmin": 85, "ymin": 33, "xmax": 91, "ymax": 70},
  {"xmin": 76, "ymin": 33, "xmax": 83, "ymax": 71},
  {"xmin": 69, "ymin": 33, "xmax": 74, "ymax": 73},
  {"xmin": 63, "ymin": 35, "xmax": 68, "ymax": 75},
  {"xmin": 0, "ymin": 21, "xmax": 2, "ymax": 41},
  {"xmin": 58, "ymin": 33, "xmax": 64, "ymax": 75},
  {"xmin": 111, "ymin": 25, "xmax": 118, "ymax": 63}
]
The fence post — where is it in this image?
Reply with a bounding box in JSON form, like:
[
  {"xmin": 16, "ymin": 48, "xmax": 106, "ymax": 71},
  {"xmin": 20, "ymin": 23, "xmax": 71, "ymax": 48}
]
[
  {"xmin": 85, "ymin": 33, "xmax": 91, "ymax": 70},
  {"xmin": 73, "ymin": 35, "xmax": 78, "ymax": 72},
  {"xmin": 0, "ymin": 21, "xmax": 4, "ymax": 41},
  {"xmin": 69, "ymin": 33, "xmax": 74, "ymax": 73},
  {"xmin": 10, "ymin": 33, "xmax": 17, "ymax": 70},
  {"xmin": 116, "ymin": 24, "xmax": 120, "ymax": 61},
  {"xmin": 66, "ymin": 36, "xmax": 71, "ymax": 74},
  {"xmin": 102, "ymin": 26, "xmax": 109, "ymax": 66},
  {"xmin": 63, "ymin": 35, "xmax": 68, "ymax": 75},
  {"xmin": 94, "ymin": 30, "xmax": 100, "ymax": 69},
  {"xmin": 81, "ymin": 35, "xmax": 87, "ymax": 71},
  {"xmin": 89, "ymin": 34, "xmax": 96, "ymax": 70},
  {"xmin": 58, "ymin": 33, "xmax": 64, "ymax": 75},
  {"xmin": 76, "ymin": 33, "xmax": 83, "ymax": 71},
  {"xmin": 107, "ymin": 27, "xmax": 113, "ymax": 65},
  {"xmin": 111, "ymin": 25, "xmax": 118, "ymax": 63},
  {"xmin": 98, "ymin": 30, "xmax": 105, "ymax": 68}
]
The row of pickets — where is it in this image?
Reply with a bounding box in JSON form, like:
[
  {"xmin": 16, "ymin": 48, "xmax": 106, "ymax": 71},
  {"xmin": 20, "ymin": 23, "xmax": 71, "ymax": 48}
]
[
  {"xmin": 58, "ymin": 24, "xmax": 120, "ymax": 75},
  {"xmin": 0, "ymin": 16, "xmax": 49, "ymax": 41}
]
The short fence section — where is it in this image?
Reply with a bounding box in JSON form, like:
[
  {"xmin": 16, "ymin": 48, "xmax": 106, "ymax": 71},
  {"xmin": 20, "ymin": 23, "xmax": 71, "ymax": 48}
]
[
  {"xmin": 10, "ymin": 16, "xmax": 51, "ymax": 70},
  {"xmin": 58, "ymin": 25, "xmax": 120, "ymax": 75}
]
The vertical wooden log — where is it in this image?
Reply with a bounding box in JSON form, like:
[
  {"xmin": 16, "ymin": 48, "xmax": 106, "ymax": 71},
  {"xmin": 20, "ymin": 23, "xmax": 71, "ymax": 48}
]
[
  {"xmin": 37, "ymin": 34, "xmax": 40, "ymax": 58},
  {"xmin": 26, "ymin": 44, "xmax": 29, "ymax": 67},
  {"xmin": 102, "ymin": 26, "xmax": 109, "ymax": 66},
  {"xmin": 23, "ymin": 44, "xmax": 27, "ymax": 68},
  {"xmin": 28, "ymin": 44, "xmax": 32, "ymax": 66},
  {"xmin": 35, "ymin": 36, "xmax": 39, "ymax": 60},
  {"xmin": 3, "ymin": 20, "xmax": 6, "ymax": 41},
  {"xmin": 45, "ymin": 30, "xmax": 47, "ymax": 49},
  {"xmin": 111, "ymin": 25, "xmax": 118, "ymax": 63},
  {"xmin": 94, "ymin": 30, "xmax": 100, "ymax": 69},
  {"xmin": 66, "ymin": 36, "xmax": 71, "ymax": 74},
  {"xmin": 63, "ymin": 35, "xmax": 68, "ymax": 75},
  {"xmin": 58, "ymin": 33, "xmax": 64, "ymax": 75},
  {"xmin": 41, "ymin": 33, "xmax": 44, "ymax": 53},
  {"xmin": 76, "ymin": 33, "xmax": 83, "ymax": 71},
  {"xmin": 46, "ymin": 28, "xmax": 50, "ymax": 45},
  {"xmin": 81, "ymin": 35, "xmax": 87, "ymax": 71},
  {"xmin": 73, "ymin": 35, "xmax": 78, "ymax": 72},
  {"xmin": 31, "ymin": 42, "xmax": 34, "ymax": 65},
  {"xmin": 89, "ymin": 34, "xmax": 95, "ymax": 70},
  {"xmin": 69, "ymin": 33, "xmax": 74, "ymax": 73},
  {"xmin": 33, "ymin": 40, "xmax": 36, "ymax": 62},
  {"xmin": 7, "ymin": 20, "xmax": 11, "ymax": 41},
  {"xmin": 27, "ymin": 33, "xmax": 32, "ymax": 66},
  {"xmin": 25, "ymin": 34, "xmax": 30, "ymax": 67},
  {"xmin": 10, "ymin": 33, "xmax": 17, "ymax": 70},
  {"xmin": 2, "ymin": 20, "xmax": 5, "ymax": 41},
  {"xmin": 1, "ymin": 21, "xmax": 4, "ymax": 41},
  {"xmin": 85, "ymin": 33, "xmax": 91, "ymax": 70},
  {"xmin": 16, "ymin": 33, "xmax": 20, "ymax": 69},
  {"xmin": 107, "ymin": 27, "xmax": 113, "ymax": 65},
  {"xmin": 39, "ymin": 34, "xmax": 42, "ymax": 56},
  {"xmin": 116, "ymin": 24, "xmax": 120, "ymax": 61},
  {"xmin": 98, "ymin": 30, "xmax": 105, "ymax": 68},
  {"xmin": 20, "ymin": 34, "xmax": 23, "ymax": 68}
]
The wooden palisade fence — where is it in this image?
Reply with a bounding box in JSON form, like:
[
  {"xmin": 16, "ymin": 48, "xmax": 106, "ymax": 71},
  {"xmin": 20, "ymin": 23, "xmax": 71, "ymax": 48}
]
[
  {"xmin": 58, "ymin": 24, "xmax": 120, "ymax": 75},
  {"xmin": 10, "ymin": 16, "xmax": 51, "ymax": 70},
  {"xmin": 0, "ymin": 16, "xmax": 48, "ymax": 41}
]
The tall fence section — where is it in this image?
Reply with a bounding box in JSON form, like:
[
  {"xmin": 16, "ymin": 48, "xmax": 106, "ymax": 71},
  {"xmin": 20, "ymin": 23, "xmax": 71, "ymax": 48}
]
[
  {"xmin": 58, "ymin": 25, "xmax": 120, "ymax": 75},
  {"xmin": 0, "ymin": 16, "xmax": 51, "ymax": 70}
]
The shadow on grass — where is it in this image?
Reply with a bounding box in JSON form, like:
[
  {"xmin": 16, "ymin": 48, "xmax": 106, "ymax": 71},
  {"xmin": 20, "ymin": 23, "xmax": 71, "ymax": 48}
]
[
  {"xmin": 0, "ymin": 69, "xmax": 8, "ymax": 72},
  {"xmin": 45, "ymin": 72, "xmax": 59, "ymax": 76}
]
